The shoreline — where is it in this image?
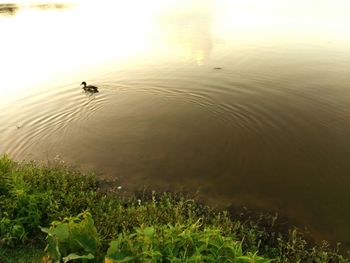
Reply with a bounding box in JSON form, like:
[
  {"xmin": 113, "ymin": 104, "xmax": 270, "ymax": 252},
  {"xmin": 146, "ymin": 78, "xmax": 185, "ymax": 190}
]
[
  {"xmin": 98, "ymin": 176, "xmax": 347, "ymax": 252},
  {"xmin": 1, "ymin": 155, "xmax": 349, "ymax": 262}
]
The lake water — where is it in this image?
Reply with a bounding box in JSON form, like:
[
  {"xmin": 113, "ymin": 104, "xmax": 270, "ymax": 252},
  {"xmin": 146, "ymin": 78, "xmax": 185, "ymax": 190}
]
[{"xmin": 1, "ymin": 0, "xmax": 350, "ymax": 246}]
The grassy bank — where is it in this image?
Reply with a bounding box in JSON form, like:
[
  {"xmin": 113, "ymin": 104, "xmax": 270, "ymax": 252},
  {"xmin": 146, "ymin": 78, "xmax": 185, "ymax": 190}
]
[{"xmin": 0, "ymin": 155, "xmax": 348, "ymax": 262}]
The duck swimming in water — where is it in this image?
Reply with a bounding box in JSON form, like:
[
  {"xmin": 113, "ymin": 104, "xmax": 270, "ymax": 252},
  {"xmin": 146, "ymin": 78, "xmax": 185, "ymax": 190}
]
[{"xmin": 81, "ymin": 81, "xmax": 98, "ymax": 93}]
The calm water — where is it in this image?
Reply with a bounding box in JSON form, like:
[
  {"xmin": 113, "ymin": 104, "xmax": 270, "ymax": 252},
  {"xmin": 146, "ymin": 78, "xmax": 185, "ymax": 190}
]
[{"xmin": 1, "ymin": 0, "xmax": 350, "ymax": 245}]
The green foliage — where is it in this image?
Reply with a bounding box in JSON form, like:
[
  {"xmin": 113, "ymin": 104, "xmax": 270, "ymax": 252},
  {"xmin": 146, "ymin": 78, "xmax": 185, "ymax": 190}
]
[
  {"xmin": 238, "ymin": 252, "xmax": 271, "ymax": 263},
  {"xmin": 0, "ymin": 155, "xmax": 96, "ymax": 245},
  {"xmin": 1, "ymin": 155, "xmax": 349, "ymax": 263},
  {"xmin": 90, "ymin": 193, "xmax": 212, "ymax": 242},
  {"xmin": 41, "ymin": 211, "xmax": 99, "ymax": 262},
  {"xmin": 106, "ymin": 222, "xmax": 269, "ymax": 263},
  {"xmin": 0, "ymin": 244, "xmax": 44, "ymax": 263},
  {"xmin": 0, "ymin": 217, "xmax": 26, "ymax": 244}
]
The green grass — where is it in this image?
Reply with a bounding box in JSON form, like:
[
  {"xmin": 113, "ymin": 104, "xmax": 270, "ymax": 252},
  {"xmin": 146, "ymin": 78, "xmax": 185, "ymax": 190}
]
[
  {"xmin": 0, "ymin": 245, "xmax": 44, "ymax": 263},
  {"xmin": 0, "ymin": 154, "xmax": 349, "ymax": 262}
]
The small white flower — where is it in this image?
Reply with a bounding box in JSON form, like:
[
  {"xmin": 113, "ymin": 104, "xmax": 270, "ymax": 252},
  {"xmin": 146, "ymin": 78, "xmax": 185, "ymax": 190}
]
[
  {"xmin": 137, "ymin": 199, "xmax": 141, "ymax": 206},
  {"xmin": 117, "ymin": 186, "xmax": 122, "ymax": 190}
]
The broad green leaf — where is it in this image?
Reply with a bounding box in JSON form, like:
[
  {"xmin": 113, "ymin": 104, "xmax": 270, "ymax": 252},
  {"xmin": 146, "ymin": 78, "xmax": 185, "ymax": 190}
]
[
  {"xmin": 53, "ymin": 223, "xmax": 69, "ymax": 241},
  {"xmin": 73, "ymin": 232, "xmax": 98, "ymax": 252},
  {"xmin": 106, "ymin": 240, "xmax": 120, "ymax": 255},
  {"xmin": 106, "ymin": 251, "xmax": 134, "ymax": 261},
  {"xmin": 40, "ymin": 227, "xmax": 53, "ymax": 235},
  {"xmin": 143, "ymin": 226, "xmax": 155, "ymax": 237}
]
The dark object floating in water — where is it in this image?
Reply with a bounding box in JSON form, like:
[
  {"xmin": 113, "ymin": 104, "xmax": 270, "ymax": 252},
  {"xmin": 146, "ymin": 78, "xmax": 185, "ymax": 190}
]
[
  {"xmin": 0, "ymin": 4, "xmax": 19, "ymax": 16},
  {"xmin": 81, "ymin": 81, "xmax": 98, "ymax": 93},
  {"xmin": 213, "ymin": 67, "xmax": 222, "ymax": 70}
]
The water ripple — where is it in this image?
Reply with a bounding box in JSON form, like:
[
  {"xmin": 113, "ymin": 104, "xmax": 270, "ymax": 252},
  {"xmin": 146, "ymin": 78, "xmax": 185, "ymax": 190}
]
[{"xmin": 1, "ymin": 83, "xmax": 107, "ymax": 158}]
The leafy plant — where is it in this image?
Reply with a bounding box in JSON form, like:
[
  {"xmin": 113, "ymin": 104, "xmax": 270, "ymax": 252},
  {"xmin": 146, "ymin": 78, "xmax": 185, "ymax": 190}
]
[
  {"xmin": 41, "ymin": 211, "xmax": 100, "ymax": 263},
  {"xmin": 1, "ymin": 155, "xmax": 349, "ymax": 263},
  {"xmin": 105, "ymin": 222, "xmax": 269, "ymax": 262},
  {"xmin": 0, "ymin": 155, "xmax": 97, "ymax": 245},
  {"xmin": 238, "ymin": 251, "xmax": 271, "ymax": 263}
]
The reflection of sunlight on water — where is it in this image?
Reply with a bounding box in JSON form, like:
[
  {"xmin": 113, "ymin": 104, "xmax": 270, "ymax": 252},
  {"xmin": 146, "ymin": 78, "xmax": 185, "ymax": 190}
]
[
  {"xmin": 0, "ymin": 0, "xmax": 216, "ymax": 103},
  {"xmin": 158, "ymin": 0, "xmax": 213, "ymax": 65},
  {"xmin": 2, "ymin": 4, "xmax": 148, "ymax": 81},
  {"xmin": 218, "ymin": 0, "xmax": 350, "ymax": 42},
  {"xmin": 0, "ymin": 1, "xmax": 162, "ymax": 102},
  {"xmin": 1, "ymin": 0, "xmax": 350, "ymax": 102}
]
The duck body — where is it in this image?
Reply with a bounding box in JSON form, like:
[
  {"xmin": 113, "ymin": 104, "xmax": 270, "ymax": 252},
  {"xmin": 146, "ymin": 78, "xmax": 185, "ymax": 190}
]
[{"xmin": 81, "ymin": 81, "xmax": 98, "ymax": 92}]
